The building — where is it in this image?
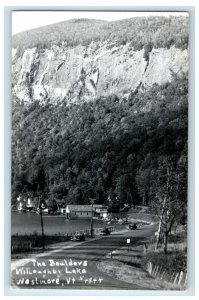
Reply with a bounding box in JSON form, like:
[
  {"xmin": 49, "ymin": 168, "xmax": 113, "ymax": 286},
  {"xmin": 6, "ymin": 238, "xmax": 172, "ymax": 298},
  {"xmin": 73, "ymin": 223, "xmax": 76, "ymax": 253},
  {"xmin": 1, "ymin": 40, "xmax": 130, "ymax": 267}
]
[
  {"xmin": 17, "ymin": 196, "xmax": 36, "ymax": 212},
  {"xmin": 60, "ymin": 205, "xmax": 108, "ymax": 219},
  {"xmin": 26, "ymin": 198, "xmax": 36, "ymax": 211},
  {"xmin": 94, "ymin": 206, "xmax": 108, "ymax": 218},
  {"xmin": 60, "ymin": 205, "xmax": 92, "ymax": 219}
]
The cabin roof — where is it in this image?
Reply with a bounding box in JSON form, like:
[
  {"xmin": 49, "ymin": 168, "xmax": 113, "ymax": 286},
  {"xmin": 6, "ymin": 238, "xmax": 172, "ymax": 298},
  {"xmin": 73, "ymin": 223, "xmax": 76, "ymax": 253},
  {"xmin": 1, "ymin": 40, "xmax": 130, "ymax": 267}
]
[{"xmin": 63, "ymin": 205, "xmax": 106, "ymax": 212}]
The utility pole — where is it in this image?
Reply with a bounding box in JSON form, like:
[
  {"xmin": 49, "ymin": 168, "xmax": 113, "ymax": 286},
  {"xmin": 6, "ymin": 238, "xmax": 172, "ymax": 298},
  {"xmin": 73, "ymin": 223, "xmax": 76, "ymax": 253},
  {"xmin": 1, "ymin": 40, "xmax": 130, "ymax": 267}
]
[
  {"xmin": 39, "ymin": 196, "xmax": 45, "ymax": 252},
  {"xmin": 90, "ymin": 198, "xmax": 95, "ymax": 238}
]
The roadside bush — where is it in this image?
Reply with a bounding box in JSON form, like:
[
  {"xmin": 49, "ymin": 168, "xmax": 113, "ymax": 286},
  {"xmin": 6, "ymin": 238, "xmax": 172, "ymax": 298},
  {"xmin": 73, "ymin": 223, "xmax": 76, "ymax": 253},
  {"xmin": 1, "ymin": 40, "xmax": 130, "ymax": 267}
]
[
  {"xmin": 142, "ymin": 250, "xmax": 187, "ymax": 275},
  {"xmin": 11, "ymin": 234, "xmax": 71, "ymax": 254}
]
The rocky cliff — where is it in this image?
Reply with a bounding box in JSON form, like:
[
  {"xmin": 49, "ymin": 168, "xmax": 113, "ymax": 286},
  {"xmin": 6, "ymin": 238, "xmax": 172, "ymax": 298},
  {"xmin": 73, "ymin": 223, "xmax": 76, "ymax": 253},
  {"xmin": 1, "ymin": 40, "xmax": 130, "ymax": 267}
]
[{"xmin": 12, "ymin": 41, "xmax": 188, "ymax": 104}]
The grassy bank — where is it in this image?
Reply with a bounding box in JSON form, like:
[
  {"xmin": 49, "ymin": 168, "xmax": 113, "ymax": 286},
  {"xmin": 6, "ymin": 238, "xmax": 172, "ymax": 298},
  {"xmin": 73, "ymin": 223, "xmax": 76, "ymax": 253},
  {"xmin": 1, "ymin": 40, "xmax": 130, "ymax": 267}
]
[
  {"xmin": 11, "ymin": 233, "xmax": 71, "ymax": 257},
  {"xmin": 127, "ymin": 206, "xmax": 159, "ymax": 224},
  {"xmin": 97, "ymin": 229, "xmax": 187, "ymax": 290}
]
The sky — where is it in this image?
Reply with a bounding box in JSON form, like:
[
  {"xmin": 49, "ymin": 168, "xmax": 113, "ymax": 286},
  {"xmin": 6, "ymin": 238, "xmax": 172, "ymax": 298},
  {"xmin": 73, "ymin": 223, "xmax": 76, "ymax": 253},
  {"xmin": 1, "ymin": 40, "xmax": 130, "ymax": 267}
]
[{"xmin": 12, "ymin": 11, "xmax": 187, "ymax": 35}]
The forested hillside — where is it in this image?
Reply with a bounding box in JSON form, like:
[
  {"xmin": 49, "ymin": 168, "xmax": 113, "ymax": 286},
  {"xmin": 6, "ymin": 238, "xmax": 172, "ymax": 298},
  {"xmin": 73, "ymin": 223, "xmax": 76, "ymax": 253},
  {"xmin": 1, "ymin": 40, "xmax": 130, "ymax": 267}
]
[
  {"xmin": 12, "ymin": 72, "xmax": 188, "ymax": 222},
  {"xmin": 13, "ymin": 16, "xmax": 188, "ymax": 55}
]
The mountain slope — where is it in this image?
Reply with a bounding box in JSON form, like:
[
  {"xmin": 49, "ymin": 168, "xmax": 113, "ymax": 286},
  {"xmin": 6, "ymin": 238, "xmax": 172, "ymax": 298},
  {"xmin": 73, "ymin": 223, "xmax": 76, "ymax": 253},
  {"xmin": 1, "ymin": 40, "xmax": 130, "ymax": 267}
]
[{"xmin": 11, "ymin": 16, "xmax": 188, "ymax": 220}]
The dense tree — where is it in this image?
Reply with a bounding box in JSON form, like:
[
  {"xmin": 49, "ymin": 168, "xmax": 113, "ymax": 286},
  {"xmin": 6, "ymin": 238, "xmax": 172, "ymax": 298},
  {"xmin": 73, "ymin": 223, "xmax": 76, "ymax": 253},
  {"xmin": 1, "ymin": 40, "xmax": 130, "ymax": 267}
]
[
  {"xmin": 13, "ymin": 16, "xmax": 188, "ymax": 57},
  {"xmin": 150, "ymin": 156, "xmax": 187, "ymax": 253},
  {"xmin": 11, "ymin": 72, "xmax": 188, "ymax": 235}
]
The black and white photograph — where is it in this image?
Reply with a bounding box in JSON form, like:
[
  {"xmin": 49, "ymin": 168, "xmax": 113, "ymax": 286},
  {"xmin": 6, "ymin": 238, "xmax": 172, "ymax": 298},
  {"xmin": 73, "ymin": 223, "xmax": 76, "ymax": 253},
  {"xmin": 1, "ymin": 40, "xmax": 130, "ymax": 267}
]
[{"xmin": 10, "ymin": 10, "xmax": 189, "ymax": 291}]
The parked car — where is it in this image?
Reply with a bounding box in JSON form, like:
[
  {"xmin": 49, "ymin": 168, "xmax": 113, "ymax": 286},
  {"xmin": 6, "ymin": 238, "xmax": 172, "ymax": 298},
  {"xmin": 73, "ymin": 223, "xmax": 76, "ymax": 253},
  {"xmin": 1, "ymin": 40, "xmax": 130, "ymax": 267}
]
[
  {"xmin": 19, "ymin": 208, "xmax": 27, "ymax": 213},
  {"xmin": 71, "ymin": 234, "xmax": 85, "ymax": 242},
  {"xmin": 100, "ymin": 228, "xmax": 111, "ymax": 236},
  {"xmin": 129, "ymin": 223, "xmax": 137, "ymax": 230}
]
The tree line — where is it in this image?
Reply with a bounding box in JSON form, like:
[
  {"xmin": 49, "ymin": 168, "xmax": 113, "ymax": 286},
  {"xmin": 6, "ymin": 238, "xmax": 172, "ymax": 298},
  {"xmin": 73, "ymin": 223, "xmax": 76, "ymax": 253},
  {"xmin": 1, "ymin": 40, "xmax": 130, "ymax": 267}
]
[{"xmin": 12, "ymin": 16, "xmax": 188, "ymax": 57}]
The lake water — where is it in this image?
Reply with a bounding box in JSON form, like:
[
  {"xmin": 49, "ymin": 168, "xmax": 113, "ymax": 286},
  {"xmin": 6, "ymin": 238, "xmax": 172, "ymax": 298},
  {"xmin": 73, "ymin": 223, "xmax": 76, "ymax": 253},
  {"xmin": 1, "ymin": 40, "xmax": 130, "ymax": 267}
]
[{"xmin": 11, "ymin": 211, "xmax": 109, "ymax": 235}]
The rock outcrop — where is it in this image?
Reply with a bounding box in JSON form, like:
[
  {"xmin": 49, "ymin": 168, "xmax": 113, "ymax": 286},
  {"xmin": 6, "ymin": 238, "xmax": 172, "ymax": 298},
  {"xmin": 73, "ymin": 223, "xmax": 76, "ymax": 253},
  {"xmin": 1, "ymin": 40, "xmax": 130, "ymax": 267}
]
[{"xmin": 12, "ymin": 40, "xmax": 188, "ymax": 104}]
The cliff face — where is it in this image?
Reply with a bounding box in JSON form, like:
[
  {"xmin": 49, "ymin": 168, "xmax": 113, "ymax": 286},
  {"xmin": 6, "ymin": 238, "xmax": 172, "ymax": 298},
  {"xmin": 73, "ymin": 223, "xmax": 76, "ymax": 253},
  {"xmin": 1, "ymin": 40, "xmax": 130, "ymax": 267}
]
[{"xmin": 12, "ymin": 41, "xmax": 188, "ymax": 104}]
